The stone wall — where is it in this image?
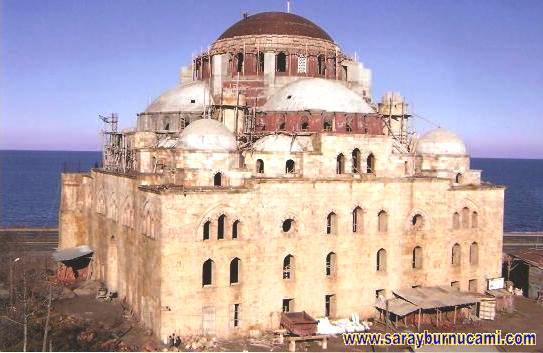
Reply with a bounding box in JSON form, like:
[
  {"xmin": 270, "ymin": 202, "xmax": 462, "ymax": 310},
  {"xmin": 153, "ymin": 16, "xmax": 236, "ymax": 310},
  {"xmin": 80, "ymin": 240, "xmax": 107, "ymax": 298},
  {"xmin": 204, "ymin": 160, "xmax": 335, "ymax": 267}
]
[{"xmin": 156, "ymin": 177, "xmax": 503, "ymax": 338}]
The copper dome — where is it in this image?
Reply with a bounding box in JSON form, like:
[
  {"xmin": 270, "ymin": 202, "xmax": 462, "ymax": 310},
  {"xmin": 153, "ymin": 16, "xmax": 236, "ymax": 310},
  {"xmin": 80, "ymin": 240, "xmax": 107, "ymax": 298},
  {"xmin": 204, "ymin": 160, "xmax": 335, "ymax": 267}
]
[{"xmin": 217, "ymin": 12, "xmax": 333, "ymax": 42}]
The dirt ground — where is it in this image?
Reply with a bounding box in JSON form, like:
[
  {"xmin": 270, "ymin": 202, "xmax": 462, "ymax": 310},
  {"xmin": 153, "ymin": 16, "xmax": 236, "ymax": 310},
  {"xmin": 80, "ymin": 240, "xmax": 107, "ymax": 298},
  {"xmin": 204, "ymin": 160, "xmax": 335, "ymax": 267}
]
[{"xmin": 2, "ymin": 231, "xmax": 541, "ymax": 352}]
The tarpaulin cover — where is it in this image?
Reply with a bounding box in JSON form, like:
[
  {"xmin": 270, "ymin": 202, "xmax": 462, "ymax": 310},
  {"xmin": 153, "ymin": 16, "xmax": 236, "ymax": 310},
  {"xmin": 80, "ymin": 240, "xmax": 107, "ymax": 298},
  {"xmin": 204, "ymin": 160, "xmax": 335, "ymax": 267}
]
[{"xmin": 52, "ymin": 245, "xmax": 93, "ymax": 262}]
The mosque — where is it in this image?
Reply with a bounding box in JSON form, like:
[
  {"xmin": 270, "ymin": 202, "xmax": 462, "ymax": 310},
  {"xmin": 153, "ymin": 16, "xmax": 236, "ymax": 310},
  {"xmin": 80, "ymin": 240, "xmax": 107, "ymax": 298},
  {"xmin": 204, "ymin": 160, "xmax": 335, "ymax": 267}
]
[{"xmin": 58, "ymin": 11, "xmax": 505, "ymax": 339}]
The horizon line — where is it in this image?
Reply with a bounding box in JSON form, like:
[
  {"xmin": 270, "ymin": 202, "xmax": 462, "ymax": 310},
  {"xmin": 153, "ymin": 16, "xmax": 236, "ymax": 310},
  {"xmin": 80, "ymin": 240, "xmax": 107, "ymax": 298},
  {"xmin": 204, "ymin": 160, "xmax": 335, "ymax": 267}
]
[{"xmin": 0, "ymin": 149, "xmax": 542, "ymax": 161}]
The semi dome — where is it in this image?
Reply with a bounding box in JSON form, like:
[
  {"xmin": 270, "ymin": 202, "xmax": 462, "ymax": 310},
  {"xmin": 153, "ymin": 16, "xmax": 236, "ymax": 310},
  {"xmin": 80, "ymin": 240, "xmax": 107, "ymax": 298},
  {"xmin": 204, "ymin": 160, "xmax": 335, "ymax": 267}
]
[
  {"xmin": 218, "ymin": 12, "xmax": 333, "ymax": 42},
  {"xmin": 262, "ymin": 78, "xmax": 374, "ymax": 114},
  {"xmin": 416, "ymin": 128, "xmax": 467, "ymax": 155},
  {"xmin": 178, "ymin": 119, "xmax": 237, "ymax": 151},
  {"xmin": 253, "ymin": 134, "xmax": 313, "ymax": 153},
  {"xmin": 145, "ymin": 81, "xmax": 213, "ymax": 113}
]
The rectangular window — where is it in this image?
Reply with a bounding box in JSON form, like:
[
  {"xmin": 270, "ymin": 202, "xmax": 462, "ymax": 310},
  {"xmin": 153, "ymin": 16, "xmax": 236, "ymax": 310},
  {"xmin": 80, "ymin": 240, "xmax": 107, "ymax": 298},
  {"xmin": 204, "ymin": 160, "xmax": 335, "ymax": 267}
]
[
  {"xmin": 451, "ymin": 281, "xmax": 460, "ymax": 291},
  {"xmin": 469, "ymin": 279, "xmax": 478, "ymax": 293},
  {"xmin": 325, "ymin": 294, "xmax": 336, "ymax": 318},
  {"xmin": 282, "ymin": 298, "xmax": 294, "ymax": 313},
  {"xmin": 297, "ymin": 55, "xmax": 307, "ymax": 73}
]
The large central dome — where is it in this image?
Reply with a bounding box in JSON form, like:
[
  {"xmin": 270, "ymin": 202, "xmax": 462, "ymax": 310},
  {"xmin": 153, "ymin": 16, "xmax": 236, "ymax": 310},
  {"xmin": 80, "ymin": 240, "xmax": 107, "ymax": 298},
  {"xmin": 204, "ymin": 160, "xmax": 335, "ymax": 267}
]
[{"xmin": 217, "ymin": 12, "xmax": 333, "ymax": 41}]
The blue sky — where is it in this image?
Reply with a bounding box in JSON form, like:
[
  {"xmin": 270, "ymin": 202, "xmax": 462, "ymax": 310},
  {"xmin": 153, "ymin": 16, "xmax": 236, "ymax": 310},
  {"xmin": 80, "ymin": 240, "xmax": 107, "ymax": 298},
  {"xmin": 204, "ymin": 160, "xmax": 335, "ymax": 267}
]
[{"xmin": 1, "ymin": 0, "xmax": 542, "ymax": 158}]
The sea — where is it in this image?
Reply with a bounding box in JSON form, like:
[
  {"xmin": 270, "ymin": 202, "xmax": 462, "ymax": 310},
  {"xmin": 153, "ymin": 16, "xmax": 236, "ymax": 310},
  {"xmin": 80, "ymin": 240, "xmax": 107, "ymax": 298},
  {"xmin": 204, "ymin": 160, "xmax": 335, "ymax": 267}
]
[{"xmin": 0, "ymin": 150, "xmax": 542, "ymax": 232}]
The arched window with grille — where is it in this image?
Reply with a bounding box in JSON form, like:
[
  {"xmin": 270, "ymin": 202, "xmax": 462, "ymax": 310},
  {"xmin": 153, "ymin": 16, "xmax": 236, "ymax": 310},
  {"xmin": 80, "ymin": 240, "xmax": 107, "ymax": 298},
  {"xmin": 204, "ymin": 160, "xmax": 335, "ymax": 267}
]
[
  {"xmin": 326, "ymin": 252, "xmax": 337, "ymax": 277},
  {"xmin": 285, "ymin": 160, "xmax": 295, "ymax": 174},
  {"xmin": 352, "ymin": 148, "xmax": 361, "ymax": 173},
  {"xmin": 352, "ymin": 207, "xmax": 363, "ymax": 233},
  {"xmin": 336, "ymin": 154, "xmax": 345, "ymax": 174},
  {"xmin": 283, "ymin": 255, "xmax": 294, "ymax": 280},
  {"xmin": 326, "ymin": 212, "xmax": 337, "ymax": 235},
  {"xmin": 297, "ymin": 55, "xmax": 307, "ymax": 73},
  {"xmin": 317, "ymin": 54, "xmax": 326, "ymax": 75},
  {"xmin": 367, "ymin": 153, "xmax": 376, "ymax": 174}
]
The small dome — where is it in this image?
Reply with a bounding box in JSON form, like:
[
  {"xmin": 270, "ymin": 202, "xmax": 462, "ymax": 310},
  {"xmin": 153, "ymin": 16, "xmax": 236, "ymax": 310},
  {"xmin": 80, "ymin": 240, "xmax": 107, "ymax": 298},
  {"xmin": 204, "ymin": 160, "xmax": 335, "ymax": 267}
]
[
  {"xmin": 218, "ymin": 12, "xmax": 333, "ymax": 42},
  {"xmin": 145, "ymin": 81, "xmax": 213, "ymax": 113},
  {"xmin": 178, "ymin": 119, "xmax": 237, "ymax": 151},
  {"xmin": 416, "ymin": 128, "xmax": 467, "ymax": 155},
  {"xmin": 262, "ymin": 78, "xmax": 374, "ymax": 114},
  {"xmin": 253, "ymin": 134, "xmax": 313, "ymax": 153}
]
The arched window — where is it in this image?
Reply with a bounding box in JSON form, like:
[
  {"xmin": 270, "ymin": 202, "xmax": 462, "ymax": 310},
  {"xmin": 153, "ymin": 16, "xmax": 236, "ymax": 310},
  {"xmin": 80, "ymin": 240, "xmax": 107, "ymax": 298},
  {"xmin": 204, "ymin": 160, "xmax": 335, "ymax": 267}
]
[
  {"xmin": 217, "ymin": 214, "xmax": 226, "ymax": 240},
  {"xmin": 232, "ymin": 220, "xmax": 240, "ymax": 239},
  {"xmin": 317, "ymin": 54, "xmax": 326, "ymax": 75},
  {"xmin": 285, "ymin": 160, "xmax": 295, "ymax": 174},
  {"xmin": 257, "ymin": 51, "xmax": 264, "ymax": 73},
  {"xmin": 214, "ymin": 172, "xmax": 222, "ymax": 187},
  {"xmin": 326, "ymin": 212, "xmax": 337, "ymax": 235},
  {"xmin": 412, "ymin": 246, "xmax": 423, "ymax": 269},
  {"xmin": 256, "ymin": 159, "xmax": 264, "ymax": 174},
  {"xmin": 471, "ymin": 211, "xmax": 478, "ymax": 228},
  {"xmin": 276, "ymin": 52, "xmax": 287, "ymax": 72},
  {"xmin": 378, "ymin": 210, "xmax": 388, "ymax": 233},
  {"xmin": 470, "ymin": 242, "xmax": 479, "ymax": 265},
  {"xmin": 282, "ymin": 219, "xmax": 295, "ymax": 233},
  {"xmin": 203, "ymin": 220, "xmax": 211, "ymax": 240},
  {"xmin": 412, "ymin": 214, "xmax": 424, "ymax": 229},
  {"xmin": 452, "ymin": 243, "xmax": 461, "ymax": 266},
  {"xmin": 277, "ymin": 117, "xmax": 286, "ymax": 130},
  {"xmin": 235, "ymin": 52, "xmax": 244, "ymax": 73},
  {"xmin": 326, "ymin": 252, "xmax": 337, "ymax": 277},
  {"xmin": 323, "ymin": 118, "xmax": 333, "ymax": 132},
  {"xmin": 297, "ymin": 55, "xmax": 307, "ymax": 73},
  {"xmin": 202, "ymin": 259, "xmax": 214, "ymax": 286},
  {"xmin": 346, "ymin": 117, "xmax": 353, "ymax": 132},
  {"xmin": 336, "ymin": 154, "xmax": 345, "ymax": 174},
  {"xmin": 352, "ymin": 149, "xmax": 361, "ymax": 173},
  {"xmin": 230, "ymin": 257, "xmax": 240, "ymax": 284},
  {"xmin": 455, "ymin": 173, "xmax": 463, "ymax": 183},
  {"xmin": 461, "ymin": 207, "xmax": 470, "ymax": 228},
  {"xmin": 453, "ymin": 212, "xmax": 460, "ymax": 229},
  {"xmin": 300, "ymin": 117, "xmax": 309, "ymax": 131},
  {"xmin": 367, "ymin": 153, "xmax": 376, "ymax": 174},
  {"xmin": 352, "ymin": 207, "xmax": 363, "ymax": 233},
  {"xmin": 377, "ymin": 248, "xmax": 387, "ymax": 272},
  {"xmin": 283, "ymin": 255, "xmax": 294, "ymax": 279}
]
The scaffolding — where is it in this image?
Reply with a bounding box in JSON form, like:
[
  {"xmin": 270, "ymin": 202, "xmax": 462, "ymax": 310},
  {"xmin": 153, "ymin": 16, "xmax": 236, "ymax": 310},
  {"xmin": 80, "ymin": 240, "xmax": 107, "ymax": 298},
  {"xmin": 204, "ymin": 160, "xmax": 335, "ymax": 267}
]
[{"xmin": 99, "ymin": 113, "xmax": 135, "ymax": 173}]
